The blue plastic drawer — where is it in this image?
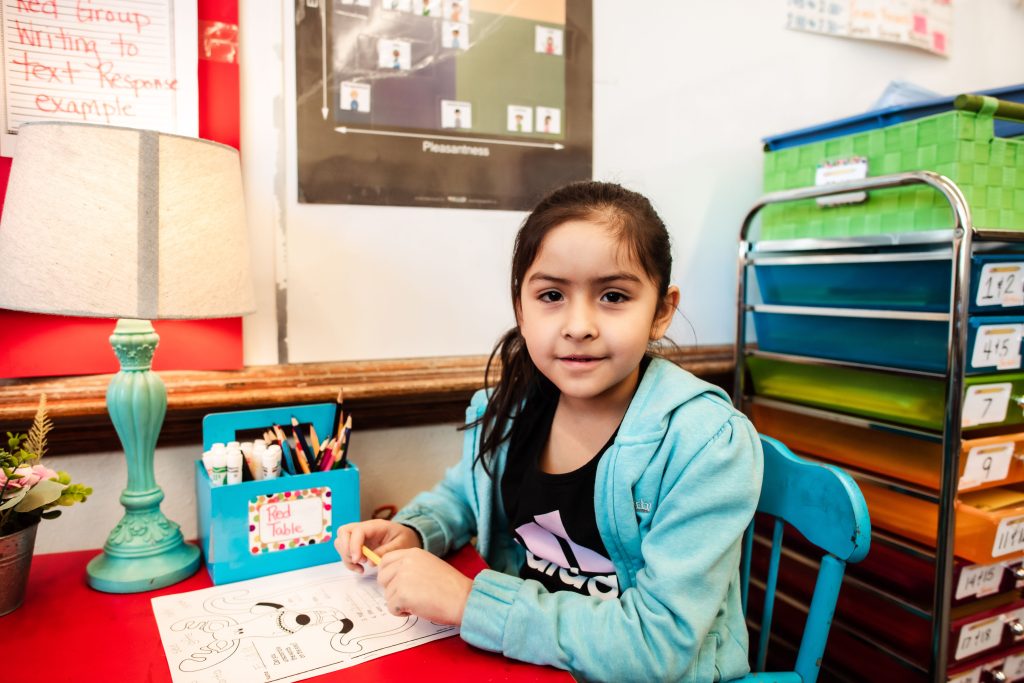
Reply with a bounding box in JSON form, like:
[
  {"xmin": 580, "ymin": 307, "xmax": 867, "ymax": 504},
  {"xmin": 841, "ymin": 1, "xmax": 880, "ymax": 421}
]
[
  {"xmin": 755, "ymin": 253, "xmax": 1024, "ymax": 313},
  {"xmin": 752, "ymin": 309, "xmax": 1024, "ymax": 374}
]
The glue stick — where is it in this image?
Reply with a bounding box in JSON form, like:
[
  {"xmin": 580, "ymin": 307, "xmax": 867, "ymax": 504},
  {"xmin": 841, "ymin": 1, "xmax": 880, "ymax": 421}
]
[
  {"xmin": 210, "ymin": 449, "xmax": 227, "ymax": 487},
  {"xmin": 201, "ymin": 450, "xmax": 215, "ymax": 479},
  {"xmin": 226, "ymin": 447, "xmax": 243, "ymax": 485}
]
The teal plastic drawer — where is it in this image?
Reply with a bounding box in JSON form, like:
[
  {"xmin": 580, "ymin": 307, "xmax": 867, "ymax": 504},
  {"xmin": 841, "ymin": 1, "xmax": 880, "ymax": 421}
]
[
  {"xmin": 755, "ymin": 253, "xmax": 1024, "ymax": 313},
  {"xmin": 752, "ymin": 309, "xmax": 1024, "ymax": 374}
]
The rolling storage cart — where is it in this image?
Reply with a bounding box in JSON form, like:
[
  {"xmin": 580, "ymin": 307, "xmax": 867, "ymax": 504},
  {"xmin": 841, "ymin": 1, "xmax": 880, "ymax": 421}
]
[{"xmin": 736, "ymin": 168, "xmax": 1024, "ymax": 682}]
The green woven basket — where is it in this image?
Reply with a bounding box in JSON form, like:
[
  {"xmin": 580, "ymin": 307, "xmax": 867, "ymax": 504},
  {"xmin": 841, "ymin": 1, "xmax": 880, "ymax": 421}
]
[{"xmin": 762, "ymin": 100, "xmax": 1024, "ymax": 240}]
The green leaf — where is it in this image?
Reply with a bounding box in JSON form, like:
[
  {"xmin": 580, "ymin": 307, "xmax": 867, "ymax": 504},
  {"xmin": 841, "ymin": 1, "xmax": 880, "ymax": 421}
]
[
  {"xmin": 0, "ymin": 487, "xmax": 28, "ymax": 510},
  {"xmin": 40, "ymin": 510, "xmax": 61, "ymax": 520},
  {"xmin": 14, "ymin": 478, "xmax": 66, "ymax": 513}
]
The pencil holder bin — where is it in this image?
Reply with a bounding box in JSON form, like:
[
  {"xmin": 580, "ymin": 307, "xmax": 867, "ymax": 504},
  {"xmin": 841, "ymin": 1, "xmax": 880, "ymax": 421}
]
[{"xmin": 196, "ymin": 402, "xmax": 359, "ymax": 585}]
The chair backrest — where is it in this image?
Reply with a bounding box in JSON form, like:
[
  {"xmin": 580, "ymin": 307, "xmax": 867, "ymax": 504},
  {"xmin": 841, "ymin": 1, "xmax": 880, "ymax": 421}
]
[{"xmin": 739, "ymin": 435, "xmax": 871, "ymax": 683}]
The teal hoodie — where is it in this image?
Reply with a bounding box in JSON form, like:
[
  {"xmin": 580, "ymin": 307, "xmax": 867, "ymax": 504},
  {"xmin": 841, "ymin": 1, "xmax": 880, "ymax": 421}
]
[{"xmin": 395, "ymin": 357, "xmax": 764, "ymax": 682}]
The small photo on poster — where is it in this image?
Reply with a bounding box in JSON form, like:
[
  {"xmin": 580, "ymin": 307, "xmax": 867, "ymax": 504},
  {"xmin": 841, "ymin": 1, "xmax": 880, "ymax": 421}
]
[
  {"xmin": 442, "ymin": 21, "xmax": 468, "ymax": 49},
  {"xmin": 507, "ymin": 105, "xmax": 533, "ymax": 133},
  {"xmin": 444, "ymin": 0, "xmax": 468, "ymax": 22},
  {"xmin": 382, "ymin": 0, "xmax": 413, "ymax": 11},
  {"xmin": 378, "ymin": 39, "xmax": 412, "ymax": 70},
  {"xmin": 341, "ymin": 81, "xmax": 371, "ymax": 112},
  {"xmin": 441, "ymin": 100, "xmax": 472, "ymax": 128},
  {"xmin": 413, "ymin": 0, "xmax": 440, "ymax": 17},
  {"xmin": 535, "ymin": 106, "xmax": 561, "ymax": 134},
  {"xmin": 535, "ymin": 26, "xmax": 563, "ymax": 55}
]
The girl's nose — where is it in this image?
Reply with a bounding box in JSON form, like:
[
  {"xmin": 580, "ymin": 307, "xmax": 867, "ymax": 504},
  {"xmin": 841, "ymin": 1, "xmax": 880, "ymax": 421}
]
[{"xmin": 562, "ymin": 301, "xmax": 597, "ymax": 339}]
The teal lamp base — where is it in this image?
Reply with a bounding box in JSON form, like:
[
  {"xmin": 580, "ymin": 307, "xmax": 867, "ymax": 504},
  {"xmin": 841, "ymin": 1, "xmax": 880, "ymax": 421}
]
[{"xmin": 86, "ymin": 319, "xmax": 201, "ymax": 593}]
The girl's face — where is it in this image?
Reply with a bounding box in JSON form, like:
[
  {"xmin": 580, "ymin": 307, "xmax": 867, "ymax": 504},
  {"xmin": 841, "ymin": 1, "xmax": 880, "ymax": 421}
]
[{"xmin": 517, "ymin": 219, "xmax": 679, "ymax": 410}]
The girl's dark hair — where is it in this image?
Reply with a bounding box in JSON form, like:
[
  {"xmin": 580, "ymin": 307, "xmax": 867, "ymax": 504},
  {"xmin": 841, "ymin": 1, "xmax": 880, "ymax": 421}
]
[{"xmin": 469, "ymin": 180, "xmax": 674, "ymax": 476}]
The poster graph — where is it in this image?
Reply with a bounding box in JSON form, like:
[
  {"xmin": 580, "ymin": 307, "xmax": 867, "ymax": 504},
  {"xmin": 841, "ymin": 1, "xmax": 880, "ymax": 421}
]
[{"xmin": 294, "ymin": 0, "xmax": 593, "ymax": 210}]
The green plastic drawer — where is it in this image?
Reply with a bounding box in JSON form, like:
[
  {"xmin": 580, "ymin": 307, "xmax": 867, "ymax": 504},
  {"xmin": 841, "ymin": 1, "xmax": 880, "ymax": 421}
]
[
  {"xmin": 762, "ymin": 109, "xmax": 1024, "ymax": 240},
  {"xmin": 747, "ymin": 356, "xmax": 1024, "ymax": 432}
]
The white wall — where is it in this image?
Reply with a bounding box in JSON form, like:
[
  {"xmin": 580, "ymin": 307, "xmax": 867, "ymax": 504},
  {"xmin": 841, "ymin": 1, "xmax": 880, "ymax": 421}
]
[
  {"xmin": 243, "ymin": 0, "xmax": 1024, "ymax": 365},
  {"xmin": 39, "ymin": 0, "xmax": 1024, "ymax": 553}
]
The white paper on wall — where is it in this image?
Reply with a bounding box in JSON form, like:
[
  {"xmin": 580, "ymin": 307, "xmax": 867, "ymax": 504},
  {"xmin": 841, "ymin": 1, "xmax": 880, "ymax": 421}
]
[{"xmin": 786, "ymin": 0, "xmax": 953, "ymax": 57}]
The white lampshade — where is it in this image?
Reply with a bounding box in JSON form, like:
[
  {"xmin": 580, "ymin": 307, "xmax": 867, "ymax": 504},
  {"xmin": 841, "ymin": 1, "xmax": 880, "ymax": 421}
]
[{"xmin": 0, "ymin": 122, "xmax": 255, "ymax": 320}]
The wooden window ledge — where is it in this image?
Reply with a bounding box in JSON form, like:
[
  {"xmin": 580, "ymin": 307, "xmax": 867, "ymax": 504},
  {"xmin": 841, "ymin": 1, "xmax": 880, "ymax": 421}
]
[{"xmin": 0, "ymin": 346, "xmax": 734, "ymax": 456}]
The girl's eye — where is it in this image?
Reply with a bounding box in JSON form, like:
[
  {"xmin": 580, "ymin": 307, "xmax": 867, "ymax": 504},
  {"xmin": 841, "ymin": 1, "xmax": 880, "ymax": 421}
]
[
  {"xmin": 539, "ymin": 291, "xmax": 563, "ymax": 303},
  {"xmin": 602, "ymin": 291, "xmax": 629, "ymax": 303}
]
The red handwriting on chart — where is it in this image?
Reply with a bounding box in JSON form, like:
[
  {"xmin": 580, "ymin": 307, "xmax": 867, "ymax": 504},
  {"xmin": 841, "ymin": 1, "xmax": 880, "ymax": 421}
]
[{"xmin": 4, "ymin": 0, "xmax": 177, "ymax": 128}]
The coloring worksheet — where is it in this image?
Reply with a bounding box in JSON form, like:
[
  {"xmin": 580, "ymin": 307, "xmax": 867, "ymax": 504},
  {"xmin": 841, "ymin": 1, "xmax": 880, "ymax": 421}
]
[{"xmin": 151, "ymin": 563, "xmax": 457, "ymax": 683}]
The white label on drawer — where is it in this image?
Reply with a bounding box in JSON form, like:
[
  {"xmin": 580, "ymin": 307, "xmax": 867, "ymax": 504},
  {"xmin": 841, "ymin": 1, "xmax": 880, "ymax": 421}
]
[
  {"xmin": 994, "ymin": 515, "xmax": 1024, "ymax": 558},
  {"xmin": 956, "ymin": 562, "xmax": 1004, "ymax": 599},
  {"xmin": 972, "ymin": 324, "xmax": 1024, "ymax": 370},
  {"xmin": 977, "ymin": 263, "xmax": 1024, "ymax": 308},
  {"xmin": 1005, "ymin": 652, "xmax": 1024, "ymax": 681},
  {"xmin": 814, "ymin": 156, "xmax": 868, "ymax": 207},
  {"xmin": 962, "ymin": 383, "xmax": 1012, "ymax": 427},
  {"xmin": 956, "ymin": 616, "xmax": 1003, "ymax": 660},
  {"xmin": 249, "ymin": 486, "xmax": 334, "ymax": 554},
  {"xmin": 948, "ymin": 668, "xmax": 981, "ymax": 683},
  {"xmin": 960, "ymin": 442, "xmax": 1015, "ymax": 490}
]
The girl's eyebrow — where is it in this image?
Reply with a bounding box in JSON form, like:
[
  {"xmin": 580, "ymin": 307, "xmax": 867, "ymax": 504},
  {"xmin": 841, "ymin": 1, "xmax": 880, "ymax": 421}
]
[{"xmin": 527, "ymin": 272, "xmax": 642, "ymax": 285}]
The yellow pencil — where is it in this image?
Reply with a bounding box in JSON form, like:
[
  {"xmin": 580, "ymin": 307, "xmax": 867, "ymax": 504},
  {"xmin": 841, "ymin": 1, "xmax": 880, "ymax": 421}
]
[{"xmin": 362, "ymin": 545, "xmax": 381, "ymax": 566}]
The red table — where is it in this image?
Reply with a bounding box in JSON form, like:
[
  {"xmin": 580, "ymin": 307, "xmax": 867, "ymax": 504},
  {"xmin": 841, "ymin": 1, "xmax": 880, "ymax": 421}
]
[{"xmin": 4, "ymin": 545, "xmax": 574, "ymax": 682}]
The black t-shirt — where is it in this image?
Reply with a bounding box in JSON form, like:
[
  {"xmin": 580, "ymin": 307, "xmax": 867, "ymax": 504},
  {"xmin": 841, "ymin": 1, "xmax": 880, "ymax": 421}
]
[{"xmin": 500, "ymin": 361, "xmax": 655, "ymax": 600}]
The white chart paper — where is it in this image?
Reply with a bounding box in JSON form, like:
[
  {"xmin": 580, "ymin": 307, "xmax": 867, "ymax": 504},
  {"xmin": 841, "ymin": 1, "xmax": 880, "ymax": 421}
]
[{"xmin": 151, "ymin": 563, "xmax": 457, "ymax": 683}]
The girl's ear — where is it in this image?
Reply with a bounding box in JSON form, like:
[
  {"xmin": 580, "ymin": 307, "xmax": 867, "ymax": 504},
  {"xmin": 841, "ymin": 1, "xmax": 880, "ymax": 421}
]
[{"xmin": 650, "ymin": 285, "xmax": 680, "ymax": 340}]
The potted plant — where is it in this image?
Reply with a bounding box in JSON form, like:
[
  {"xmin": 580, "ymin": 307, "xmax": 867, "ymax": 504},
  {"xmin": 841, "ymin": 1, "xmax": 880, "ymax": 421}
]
[{"xmin": 0, "ymin": 395, "xmax": 91, "ymax": 615}]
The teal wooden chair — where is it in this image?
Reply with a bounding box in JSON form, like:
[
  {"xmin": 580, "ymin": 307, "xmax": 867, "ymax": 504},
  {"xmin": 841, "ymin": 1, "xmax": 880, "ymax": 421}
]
[{"xmin": 738, "ymin": 435, "xmax": 871, "ymax": 683}]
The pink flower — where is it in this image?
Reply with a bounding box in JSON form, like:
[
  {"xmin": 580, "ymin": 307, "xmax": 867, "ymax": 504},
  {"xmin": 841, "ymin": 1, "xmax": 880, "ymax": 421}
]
[{"xmin": 0, "ymin": 464, "xmax": 58, "ymax": 490}]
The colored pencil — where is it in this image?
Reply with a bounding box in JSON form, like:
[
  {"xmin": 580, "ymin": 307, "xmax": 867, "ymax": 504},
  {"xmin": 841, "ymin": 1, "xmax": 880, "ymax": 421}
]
[
  {"xmin": 309, "ymin": 424, "xmax": 321, "ymax": 455},
  {"xmin": 330, "ymin": 389, "xmax": 345, "ymax": 446},
  {"xmin": 273, "ymin": 424, "xmax": 297, "ymax": 474},
  {"xmin": 338, "ymin": 415, "xmax": 353, "ymax": 469},
  {"xmin": 290, "ymin": 418, "xmax": 312, "ymax": 474}
]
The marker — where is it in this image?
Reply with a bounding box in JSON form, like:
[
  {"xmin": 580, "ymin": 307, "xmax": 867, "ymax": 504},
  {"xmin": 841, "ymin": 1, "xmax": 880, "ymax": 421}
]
[
  {"xmin": 247, "ymin": 441, "xmax": 265, "ymax": 480},
  {"xmin": 362, "ymin": 545, "xmax": 381, "ymax": 566},
  {"xmin": 262, "ymin": 445, "xmax": 282, "ymax": 480}
]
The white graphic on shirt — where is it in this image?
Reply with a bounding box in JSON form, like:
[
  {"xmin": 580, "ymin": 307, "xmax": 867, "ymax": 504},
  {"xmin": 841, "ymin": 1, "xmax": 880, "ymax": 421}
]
[{"xmin": 515, "ymin": 510, "xmax": 619, "ymax": 599}]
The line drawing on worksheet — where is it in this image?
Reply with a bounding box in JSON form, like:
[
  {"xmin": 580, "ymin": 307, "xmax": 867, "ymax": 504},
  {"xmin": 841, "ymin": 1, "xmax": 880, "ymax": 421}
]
[{"xmin": 151, "ymin": 563, "xmax": 457, "ymax": 683}]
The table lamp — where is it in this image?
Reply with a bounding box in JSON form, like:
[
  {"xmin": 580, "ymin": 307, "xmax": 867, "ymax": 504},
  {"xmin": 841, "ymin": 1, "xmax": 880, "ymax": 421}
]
[{"xmin": 0, "ymin": 122, "xmax": 255, "ymax": 593}]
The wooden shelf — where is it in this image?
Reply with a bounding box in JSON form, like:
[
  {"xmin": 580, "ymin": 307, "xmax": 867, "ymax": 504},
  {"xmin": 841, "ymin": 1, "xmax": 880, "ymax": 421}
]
[{"xmin": 0, "ymin": 345, "xmax": 733, "ymax": 455}]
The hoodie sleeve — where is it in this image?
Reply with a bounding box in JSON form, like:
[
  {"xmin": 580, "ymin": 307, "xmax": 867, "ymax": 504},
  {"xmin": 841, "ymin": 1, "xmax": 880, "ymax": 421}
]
[
  {"xmin": 459, "ymin": 408, "xmax": 763, "ymax": 683},
  {"xmin": 391, "ymin": 391, "xmax": 487, "ymax": 556}
]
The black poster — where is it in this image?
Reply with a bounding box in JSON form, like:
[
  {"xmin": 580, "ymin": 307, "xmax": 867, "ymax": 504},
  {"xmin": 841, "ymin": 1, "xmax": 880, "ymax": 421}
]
[{"xmin": 294, "ymin": 0, "xmax": 593, "ymax": 210}]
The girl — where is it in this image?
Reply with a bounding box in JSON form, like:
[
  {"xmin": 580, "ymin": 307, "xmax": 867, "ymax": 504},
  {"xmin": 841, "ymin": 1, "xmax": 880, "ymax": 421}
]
[{"xmin": 337, "ymin": 181, "xmax": 763, "ymax": 682}]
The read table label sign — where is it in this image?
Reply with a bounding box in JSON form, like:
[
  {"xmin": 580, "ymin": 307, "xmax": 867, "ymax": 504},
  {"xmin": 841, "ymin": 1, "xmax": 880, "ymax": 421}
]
[{"xmin": 248, "ymin": 487, "xmax": 333, "ymax": 554}]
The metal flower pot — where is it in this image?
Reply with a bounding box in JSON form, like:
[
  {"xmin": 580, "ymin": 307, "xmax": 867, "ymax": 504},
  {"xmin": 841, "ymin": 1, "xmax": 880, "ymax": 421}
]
[{"xmin": 0, "ymin": 522, "xmax": 38, "ymax": 616}]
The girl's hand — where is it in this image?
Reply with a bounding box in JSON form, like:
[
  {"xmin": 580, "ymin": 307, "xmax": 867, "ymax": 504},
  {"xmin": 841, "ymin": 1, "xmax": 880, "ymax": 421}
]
[
  {"xmin": 377, "ymin": 548, "xmax": 473, "ymax": 625},
  {"xmin": 335, "ymin": 519, "xmax": 421, "ymax": 574}
]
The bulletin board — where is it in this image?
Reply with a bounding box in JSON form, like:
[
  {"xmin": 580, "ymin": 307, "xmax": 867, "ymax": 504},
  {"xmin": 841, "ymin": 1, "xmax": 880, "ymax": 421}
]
[
  {"xmin": 0, "ymin": 0, "xmax": 243, "ymax": 379},
  {"xmin": 293, "ymin": 0, "xmax": 593, "ymax": 210}
]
